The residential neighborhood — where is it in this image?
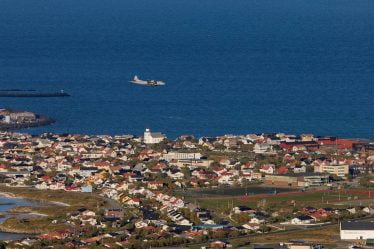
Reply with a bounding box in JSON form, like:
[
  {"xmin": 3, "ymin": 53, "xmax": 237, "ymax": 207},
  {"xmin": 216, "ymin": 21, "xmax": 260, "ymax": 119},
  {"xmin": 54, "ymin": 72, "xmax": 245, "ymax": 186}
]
[{"xmin": 0, "ymin": 129, "xmax": 372, "ymax": 248}]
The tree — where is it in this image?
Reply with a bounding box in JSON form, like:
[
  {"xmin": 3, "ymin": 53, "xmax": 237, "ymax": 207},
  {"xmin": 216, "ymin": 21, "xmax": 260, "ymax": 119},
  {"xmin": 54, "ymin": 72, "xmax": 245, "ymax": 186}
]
[
  {"xmin": 359, "ymin": 175, "xmax": 374, "ymax": 188},
  {"xmin": 181, "ymin": 167, "xmax": 191, "ymax": 179},
  {"xmin": 214, "ymin": 143, "xmax": 226, "ymax": 151},
  {"xmin": 257, "ymin": 199, "xmax": 267, "ymax": 210},
  {"xmin": 239, "ymin": 157, "xmax": 251, "ymax": 164}
]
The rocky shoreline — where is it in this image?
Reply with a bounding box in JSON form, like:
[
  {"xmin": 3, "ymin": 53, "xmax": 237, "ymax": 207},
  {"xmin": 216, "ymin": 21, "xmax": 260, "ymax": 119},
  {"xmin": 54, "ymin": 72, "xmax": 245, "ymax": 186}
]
[{"xmin": 0, "ymin": 224, "xmax": 39, "ymax": 234}]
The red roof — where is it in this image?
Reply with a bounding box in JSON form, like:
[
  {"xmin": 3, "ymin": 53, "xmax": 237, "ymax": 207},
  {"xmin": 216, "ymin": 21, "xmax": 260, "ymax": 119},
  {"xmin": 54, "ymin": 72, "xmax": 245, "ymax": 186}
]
[
  {"xmin": 41, "ymin": 175, "xmax": 51, "ymax": 181},
  {"xmin": 65, "ymin": 185, "xmax": 78, "ymax": 191},
  {"xmin": 277, "ymin": 166, "xmax": 288, "ymax": 174},
  {"xmin": 318, "ymin": 138, "xmax": 356, "ymax": 149},
  {"xmin": 95, "ymin": 161, "xmax": 110, "ymax": 167},
  {"xmin": 261, "ymin": 164, "xmax": 274, "ymax": 170},
  {"xmin": 149, "ymin": 181, "xmax": 163, "ymax": 186}
]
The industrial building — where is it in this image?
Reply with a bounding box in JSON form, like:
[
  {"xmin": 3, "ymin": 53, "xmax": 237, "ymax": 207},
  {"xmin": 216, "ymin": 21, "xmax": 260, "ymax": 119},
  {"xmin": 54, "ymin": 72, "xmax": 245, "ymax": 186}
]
[{"xmin": 340, "ymin": 221, "xmax": 374, "ymax": 240}]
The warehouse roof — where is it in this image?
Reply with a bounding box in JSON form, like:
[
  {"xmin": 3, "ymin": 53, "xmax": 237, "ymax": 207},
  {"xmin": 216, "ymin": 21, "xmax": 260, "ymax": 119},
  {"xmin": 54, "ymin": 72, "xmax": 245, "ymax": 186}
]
[{"xmin": 341, "ymin": 221, "xmax": 374, "ymax": 230}]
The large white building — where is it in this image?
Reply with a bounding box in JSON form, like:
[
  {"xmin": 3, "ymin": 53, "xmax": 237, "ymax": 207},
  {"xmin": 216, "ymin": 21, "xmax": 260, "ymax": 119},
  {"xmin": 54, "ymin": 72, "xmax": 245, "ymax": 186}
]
[
  {"xmin": 143, "ymin": 129, "xmax": 166, "ymax": 144},
  {"xmin": 162, "ymin": 152, "xmax": 202, "ymax": 161},
  {"xmin": 340, "ymin": 221, "xmax": 374, "ymax": 240}
]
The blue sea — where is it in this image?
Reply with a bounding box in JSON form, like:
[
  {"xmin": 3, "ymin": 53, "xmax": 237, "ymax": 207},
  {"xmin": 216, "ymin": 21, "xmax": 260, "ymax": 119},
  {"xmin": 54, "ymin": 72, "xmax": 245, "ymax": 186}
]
[{"xmin": 0, "ymin": 0, "xmax": 373, "ymax": 138}]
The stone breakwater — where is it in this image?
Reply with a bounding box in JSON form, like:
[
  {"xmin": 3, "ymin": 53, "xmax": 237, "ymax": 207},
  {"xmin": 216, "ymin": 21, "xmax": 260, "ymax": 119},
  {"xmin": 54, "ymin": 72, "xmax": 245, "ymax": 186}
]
[{"xmin": 0, "ymin": 90, "xmax": 70, "ymax": 97}]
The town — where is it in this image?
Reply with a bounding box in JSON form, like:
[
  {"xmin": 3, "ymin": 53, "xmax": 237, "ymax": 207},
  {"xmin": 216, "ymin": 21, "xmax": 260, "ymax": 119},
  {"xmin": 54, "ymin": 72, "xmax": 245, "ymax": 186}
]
[{"xmin": 0, "ymin": 129, "xmax": 373, "ymax": 249}]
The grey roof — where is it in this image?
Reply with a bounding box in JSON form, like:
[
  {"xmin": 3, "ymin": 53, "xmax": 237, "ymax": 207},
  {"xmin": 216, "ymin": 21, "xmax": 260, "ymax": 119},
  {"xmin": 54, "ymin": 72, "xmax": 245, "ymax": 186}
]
[
  {"xmin": 151, "ymin": 132, "xmax": 165, "ymax": 138},
  {"xmin": 0, "ymin": 171, "xmax": 30, "ymax": 175},
  {"xmin": 80, "ymin": 167, "xmax": 98, "ymax": 171},
  {"xmin": 341, "ymin": 221, "xmax": 374, "ymax": 230},
  {"xmin": 296, "ymin": 215, "xmax": 314, "ymax": 220}
]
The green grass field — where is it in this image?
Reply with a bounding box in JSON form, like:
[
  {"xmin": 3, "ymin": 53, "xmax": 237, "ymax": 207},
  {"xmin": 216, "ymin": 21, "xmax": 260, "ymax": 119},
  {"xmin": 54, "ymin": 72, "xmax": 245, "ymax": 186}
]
[
  {"xmin": 187, "ymin": 189, "xmax": 372, "ymax": 213},
  {"xmin": 188, "ymin": 225, "xmax": 341, "ymax": 249}
]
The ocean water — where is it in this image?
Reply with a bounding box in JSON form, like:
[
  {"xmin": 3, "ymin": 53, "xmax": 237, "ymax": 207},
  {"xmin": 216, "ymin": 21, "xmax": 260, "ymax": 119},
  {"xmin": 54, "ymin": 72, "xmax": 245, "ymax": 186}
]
[{"xmin": 0, "ymin": 0, "xmax": 373, "ymax": 138}]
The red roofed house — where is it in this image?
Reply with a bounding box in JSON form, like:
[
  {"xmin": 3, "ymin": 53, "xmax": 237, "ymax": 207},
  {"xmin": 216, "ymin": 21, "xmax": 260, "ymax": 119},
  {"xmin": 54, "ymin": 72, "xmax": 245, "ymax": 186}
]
[
  {"xmin": 260, "ymin": 164, "xmax": 275, "ymax": 174},
  {"xmin": 0, "ymin": 163, "xmax": 8, "ymax": 172},
  {"xmin": 148, "ymin": 181, "xmax": 163, "ymax": 190},
  {"xmin": 210, "ymin": 240, "xmax": 229, "ymax": 248}
]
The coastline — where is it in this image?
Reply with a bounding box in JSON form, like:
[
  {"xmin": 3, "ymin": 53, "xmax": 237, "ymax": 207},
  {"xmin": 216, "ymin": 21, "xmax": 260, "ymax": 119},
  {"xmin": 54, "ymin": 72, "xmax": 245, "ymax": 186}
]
[
  {"xmin": 0, "ymin": 192, "xmax": 17, "ymax": 199},
  {"xmin": 0, "ymin": 225, "xmax": 39, "ymax": 235},
  {"xmin": 0, "ymin": 190, "xmax": 70, "ymax": 207},
  {"xmin": 0, "ymin": 186, "xmax": 107, "ymax": 235},
  {"xmin": 0, "ymin": 193, "xmax": 40, "ymax": 235},
  {"xmin": 0, "ymin": 189, "xmax": 71, "ymax": 234}
]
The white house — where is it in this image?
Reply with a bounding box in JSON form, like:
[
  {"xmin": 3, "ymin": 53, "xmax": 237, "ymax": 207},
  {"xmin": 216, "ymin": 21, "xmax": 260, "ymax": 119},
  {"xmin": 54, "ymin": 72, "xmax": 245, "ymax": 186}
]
[
  {"xmin": 291, "ymin": 215, "xmax": 315, "ymax": 225},
  {"xmin": 250, "ymin": 216, "xmax": 266, "ymax": 224},
  {"xmin": 177, "ymin": 219, "xmax": 192, "ymax": 226},
  {"xmin": 144, "ymin": 129, "xmax": 166, "ymax": 144},
  {"xmin": 80, "ymin": 216, "xmax": 97, "ymax": 226},
  {"xmin": 217, "ymin": 173, "xmax": 234, "ymax": 185},
  {"xmin": 49, "ymin": 182, "xmax": 65, "ymax": 190},
  {"xmin": 254, "ymin": 143, "xmax": 272, "ymax": 154},
  {"xmin": 293, "ymin": 165, "xmax": 306, "ymax": 174},
  {"xmin": 242, "ymin": 223, "xmax": 260, "ymax": 231},
  {"xmin": 232, "ymin": 206, "xmax": 253, "ymax": 214},
  {"xmin": 362, "ymin": 207, "xmax": 374, "ymax": 215},
  {"xmin": 135, "ymin": 221, "xmax": 148, "ymax": 229},
  {"xmin": 82, "ymin": 210, "xmax": 96, "ymax": 217},
  {"xmin": 35, "ymin": 182, "xmax": 49, "ymax": 190},
  {"xmin": 167, "ymin": 170, "xmax": 184, "ymax": 180}
]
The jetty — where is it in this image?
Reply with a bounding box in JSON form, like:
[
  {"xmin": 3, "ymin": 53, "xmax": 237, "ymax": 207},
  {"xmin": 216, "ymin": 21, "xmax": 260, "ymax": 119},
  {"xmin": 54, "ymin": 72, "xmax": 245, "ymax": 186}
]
[{"xmin": 0, "ymin": 89, "xmax": 70, "ymax": 97}]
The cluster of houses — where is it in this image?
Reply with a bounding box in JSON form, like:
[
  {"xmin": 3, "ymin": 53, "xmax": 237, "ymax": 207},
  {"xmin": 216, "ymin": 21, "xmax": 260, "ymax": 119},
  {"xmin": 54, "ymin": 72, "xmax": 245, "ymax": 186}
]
[
  {"xmin": 289, "ymin": 206, "xmax": 374, "ymax": 225},
  {"xmin": 0, "ymin": 129, "xmax": 373, "ymax": 248}
]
